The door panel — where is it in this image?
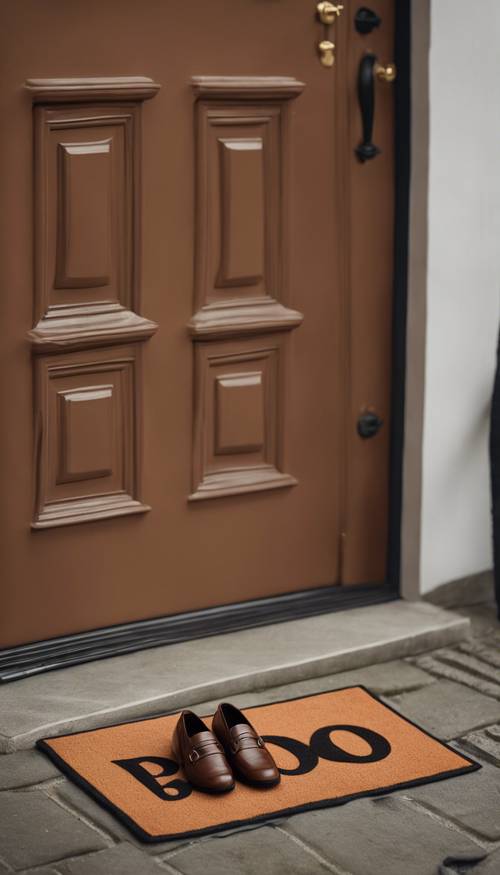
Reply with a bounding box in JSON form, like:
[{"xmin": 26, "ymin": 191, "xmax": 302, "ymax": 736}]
[{"xmin": 0, "ymin": 0, "xmax": 395, "ymax": 648}]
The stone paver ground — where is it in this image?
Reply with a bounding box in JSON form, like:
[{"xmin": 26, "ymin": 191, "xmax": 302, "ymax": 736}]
[{"xmin": 1, "ymin": 601, "xmax": 499, "ymax": 875}]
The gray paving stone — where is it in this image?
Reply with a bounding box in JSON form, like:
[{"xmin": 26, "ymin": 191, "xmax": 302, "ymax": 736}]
[
  {"xmin": 458, "ymin": 639, "xmax": 500, "ymax": 669},
  {"xmin": 0, "ymin": 749, "xmax": 62, "ymax": 789},
  {"xmin": 303, "ymin": 658, "xmax": 436, "ymax": 694},
  {"xmin": 0, "ymin": 601, "xmax": 468, "ymax": 751},
  {"xmin": 386, "ymin": 680, "xmax": 500, "ymax": 739},
  {"xmin": 404, "ymin": 756, "xmax": 500, "ymax": 841},
  {"xmin": 57, "ymin": 843, "xmax": 167, "ymax": 874},
  {"xmin": 261, "ymin": 659, "xmax": 436, "ymax": 701},
  {"xmin": 165, "ymin": 825, "xmax": 330, "ymax": 874},
  {"xmin": 456, "ymin": 848, "xmax": 500, "ymax": 875},
  {"xmin": 438, "ymin": 850, "xmax": 488, "ymax": 875},
  {"xmin": 414, "ymin": 654, "xmax": 500, "ymax": 700},
  {"xmin": 54, "ymin": 780, "xmax": 188, "ymax": 854},
  {"xmin": 454, "ymin": 603, "xmax": 500, "ymax": 639},
  {"xmin": 433, "ymin": 648, "xmax": 500, "ymax": 686},
  {"xmin": 460, "ymin": 724, "xmax": 500, "ymax": 766},
  {"xmin": 0, "ymin": 789, "xmax": 108, "ymax": 869},
  {"xmin": 17, "ymin": 866, "xmax": 59, "ymax": 875},
  {"xmin": 17, "ymin": 869, "xmax": 60, "ymax": 875},
  {"xmin": 284, "ymin": 796, "xmax": 484, "ymax": 875},
  {"xmin": 194, "ymin": 659, "xmax": 435, "ymax": 715}
]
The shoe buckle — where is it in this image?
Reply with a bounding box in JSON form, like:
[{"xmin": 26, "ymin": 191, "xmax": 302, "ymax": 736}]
[
  {"xmin": 232, "ymin": 735, "xmax": 264, "ymax": 753},
  {"xmin": 188, "ymin": 749, "xmax": 200, "ymax": 764}
]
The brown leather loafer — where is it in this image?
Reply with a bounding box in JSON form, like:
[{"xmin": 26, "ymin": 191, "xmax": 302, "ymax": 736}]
[
  {"xmin": 171, "ymin": 710, "xmax": 235, "ymax": 794},
  {"xmin": 212, "ymin": 702, "xmax": 280, "ymax": 788}
]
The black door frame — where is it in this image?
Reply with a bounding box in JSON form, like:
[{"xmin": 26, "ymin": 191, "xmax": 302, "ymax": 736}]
[{"xmin": 0, "ymin": 1, "xmax": 411, "ymax": 682}]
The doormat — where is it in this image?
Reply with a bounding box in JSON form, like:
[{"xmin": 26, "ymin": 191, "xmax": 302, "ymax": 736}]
[{"xmin": 37, "ymin": 686, "xmax": 480, "ymax": 842}]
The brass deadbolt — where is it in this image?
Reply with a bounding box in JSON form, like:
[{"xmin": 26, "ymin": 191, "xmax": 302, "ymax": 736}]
[
  {"xmin": 318, "ymin": 40, "xmax": 335, "ymax": 67},
  {"xmin": 317, "ymin": 2, "xmax": 344, "ymax": 26}
]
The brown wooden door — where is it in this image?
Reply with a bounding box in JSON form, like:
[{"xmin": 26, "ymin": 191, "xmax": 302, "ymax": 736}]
[{"xmin": 0, "ymin": 0, "xmax": 395, "ymax": 647}]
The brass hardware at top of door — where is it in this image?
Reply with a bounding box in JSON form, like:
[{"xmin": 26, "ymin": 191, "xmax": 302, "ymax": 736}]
[
  {"xmin": 316, "ymin": 2, "xmax": 343, "ymax": 67},
  {"xmin": 318, "ymin": 40, "xmax": 335, "ymax": 68},
  {"xmin": 317, "ymin": 2, "xmax": 344, "ymax": 26}
]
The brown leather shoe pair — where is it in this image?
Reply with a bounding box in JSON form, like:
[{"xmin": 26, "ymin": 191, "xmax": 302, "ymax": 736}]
[{"xmin": 171, "ymin": 702, "xmax": 280, "ymax": 793}]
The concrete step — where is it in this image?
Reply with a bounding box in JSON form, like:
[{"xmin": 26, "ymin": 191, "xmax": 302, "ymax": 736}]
[{"xmin": 0, "ymin": 600, "xmax": 470, "ymax": 751}]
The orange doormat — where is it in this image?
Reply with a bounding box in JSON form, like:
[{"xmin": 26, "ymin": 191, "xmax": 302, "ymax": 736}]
[{"xmin": 37, "ymin": 686, "xmax": 479, "ymax": 842}]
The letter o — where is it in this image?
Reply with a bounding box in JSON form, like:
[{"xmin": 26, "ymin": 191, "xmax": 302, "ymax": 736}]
[
  {"xmin": 309, "ymin": 724, "xmax": 391, "ymax": 763},
  {"xmin": 260, "ymin": 734, "xmax": 319, "ymax": 776}
]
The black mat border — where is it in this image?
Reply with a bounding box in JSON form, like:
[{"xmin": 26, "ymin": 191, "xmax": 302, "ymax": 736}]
[{"xmin": 36, "ymin": 684, "xmax": 481, "ymax": 844}]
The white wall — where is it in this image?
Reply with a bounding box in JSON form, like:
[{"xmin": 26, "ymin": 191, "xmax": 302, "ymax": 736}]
[{"xmin": 419, "ymin": 0, "xmax": 500, "ymax": 593}]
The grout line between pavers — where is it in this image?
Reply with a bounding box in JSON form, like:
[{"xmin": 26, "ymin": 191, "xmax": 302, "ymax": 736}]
[
  {"xmin": 11, "ymin": 776, "xmax": 66, "ymax": 793},
  {"xmin": 443, "ymin": 648, "xmax": 500, "ymax": 674},
  {"xmin": 409, "ymin": 661, "xmax": 500, "ymax": 702},
  {"xmin": 42, "ymin": 785, "xmax": 115, "ymax": 848},
  {"xmin": 20, "ymin": 848, "xmax": 109, "ymax": 873},
  {"xmin": 152, "ymin": 855, "xmax": 183, "ymax": 874},
  {"xmin": 452, "ymin": 716, "xmax": 500, "ymax": 735},
  {"xmin": 160, "ymin": 841, "xmax": 198, "ymax": 862},
  {"xmin": 374, "ymin": 681, "xmax": 437, "ymax": 696},
  {"xmin": 461, "ymin": 640, "xmax": 500, "ymax": 661},
  {"xmin": 457, "ymin": 738, "xmax": 500, "ymax": 768},
  {"xmin": 430, "ymin": 654, "xmax": 500, "ymax": 688},
  {"xmin": 399, "ymin": 796, "xmax": 498, "ymax": 852},
  {"xmin": 22, "ymin": 867, "xmax": 63, "ymax": 875},
  {"xmin": 274, "ymin": 824, "xmax": 355, "ymax": 875}
]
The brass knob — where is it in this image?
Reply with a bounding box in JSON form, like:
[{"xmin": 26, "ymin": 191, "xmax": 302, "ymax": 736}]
[
  {"xmin": 317, "ymin": 2, "xmax": 344, "ymax": 25},
  {"xmin": 318, "ymin": 40, "xmax": 335, "ymax": 67},
  {"xmin": 374, "ymin": 61, "xmax": 397, "ymax": 83}
]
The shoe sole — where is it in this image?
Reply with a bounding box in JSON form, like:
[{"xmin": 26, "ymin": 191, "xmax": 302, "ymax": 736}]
[
  {"xmin": 194, "ymin": 782, "xmax": 236, "ymax": 795},
  {"xmin": 231, "ymin": 766, "xmax": 281, "ymax": 789}
]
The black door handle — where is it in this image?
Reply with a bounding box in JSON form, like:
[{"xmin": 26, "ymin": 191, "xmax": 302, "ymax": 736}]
[
  {"xmin": 355, "ymin": 53, "xmax": 378, "ymax": 162},
  {"xmin": 355, "ymin": 53, "xmax": 396, "ymax": 163}
]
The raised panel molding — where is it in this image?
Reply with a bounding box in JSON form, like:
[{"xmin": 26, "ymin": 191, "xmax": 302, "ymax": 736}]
[
  {"xmin": 216, "ymin": 138, "xmax": 265, "ymax": 288},
  {"xmin": 26, "ymin": 76, "xmax": 160, "ymax": 352},
  {"xmin": 190, "ymin": 337, "xmax": 297, "ymax": 501},
  {"xmin": 57, "ymin": 386, "xmax": 114, "ymax": 483},
  {"xmin": 190, "ymin": 76, "xmax": 304, "ymax": 341},
  {"xmin": 33, "ymin": 346, "xmax": 148, "ymax": 529},
  {"xmin": 191, "ymin": 76, "xmax": 305, "ymax": 101},
  {"xmin": 215, "ymin": 372, "xmax": 265, "ymax": 455},
  {"xmin": 55, "ymin": 140, "xmax": 112, "ymax": 289},
  {"xmin": 29, "ymin": 308, "xmax": 158, "ymax": 354},
  {"xmin": 189, "ymin": 77, "xmax": 302, "ymax": 499},
  {"xmin": 27, "ymin": 77, "xmax": 159, "ymax": 527},
  {"xmin": 188, "ymin": 300, "xmax": 303, "ymax": 341},
  {"xmin": 25, "ymin": 76, "xmax": 161, "ymax": 103}
]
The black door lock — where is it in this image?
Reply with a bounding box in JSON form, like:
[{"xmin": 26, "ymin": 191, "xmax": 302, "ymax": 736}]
[
  {"xmin": 355, "ymin": 7, "xmax": 382, "ymax": 35},
  {"xmin": 357, "ymin": 410, "xmax": 383, "ymax": 439}
]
